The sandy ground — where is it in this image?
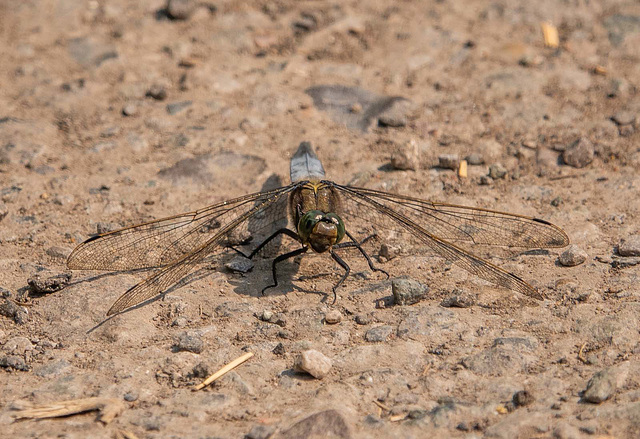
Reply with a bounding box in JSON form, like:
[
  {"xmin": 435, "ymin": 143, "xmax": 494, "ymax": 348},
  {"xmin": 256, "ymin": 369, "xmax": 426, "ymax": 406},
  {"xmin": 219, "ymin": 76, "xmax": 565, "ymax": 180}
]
[{"xmin": 1, "ymin": 0, "xmax": 640, "ymax": 438}]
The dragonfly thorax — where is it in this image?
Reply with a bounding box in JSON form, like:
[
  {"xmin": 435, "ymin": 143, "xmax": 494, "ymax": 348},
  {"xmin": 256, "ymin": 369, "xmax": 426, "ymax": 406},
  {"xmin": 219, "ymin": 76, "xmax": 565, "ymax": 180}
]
[{"xmin": 297, "ymin": 210, "xmax": 345, "ymax": 253}]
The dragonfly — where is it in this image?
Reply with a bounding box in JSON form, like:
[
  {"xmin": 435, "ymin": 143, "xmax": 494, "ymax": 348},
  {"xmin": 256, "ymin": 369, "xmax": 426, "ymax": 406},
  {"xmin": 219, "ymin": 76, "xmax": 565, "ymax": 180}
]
[{"xmin": 67, "ymin": 142, "xmax": 569, "ymax": 316}]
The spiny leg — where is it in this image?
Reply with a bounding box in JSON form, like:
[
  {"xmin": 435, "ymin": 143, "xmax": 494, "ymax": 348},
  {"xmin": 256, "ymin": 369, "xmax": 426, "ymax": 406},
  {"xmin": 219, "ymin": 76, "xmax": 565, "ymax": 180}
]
[
  {"xmin": 329, "ymin": 249, "xmax": 351, "ymax": 304},
  {"xmin": 262, "ymin": 246, "xmax": 308, "ymax": 296},
  {"xmin": 333, "ymin": 230, "xmax": 389, "ymax": 279},
  {"xmin": 228, "ymin": 228, "xmax": 301, "ymax": 259}
]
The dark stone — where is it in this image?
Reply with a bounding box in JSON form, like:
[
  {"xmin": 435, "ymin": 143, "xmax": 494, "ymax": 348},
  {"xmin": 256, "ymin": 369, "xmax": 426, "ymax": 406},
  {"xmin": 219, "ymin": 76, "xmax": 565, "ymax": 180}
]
[
  {"xmin": 364, "ymin": 325, "xmax": 394, "ymax": 342},
  {"xmin": 392, "ymin": 277, "xmax": 428, "ymax": 306},
  {"xmin": 174, "ymin": 332, "xmax": 204, "ymax": 354},
  {"xmin": 513, "ymin": 390, "xmax": 534, "ymax": 407},
  {"xmin": 562, "ymin": 138, "xmax": 594, "ymax": 168},
  {"xmin": 27, "ymin": 272, "xmax": 72, "ymax": 294}
]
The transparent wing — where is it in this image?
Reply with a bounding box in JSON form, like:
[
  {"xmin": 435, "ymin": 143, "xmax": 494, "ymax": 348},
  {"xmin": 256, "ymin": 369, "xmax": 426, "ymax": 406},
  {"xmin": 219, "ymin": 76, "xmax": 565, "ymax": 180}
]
[
  {"xmin": 331, "ymin": 183, "xmax": 569, "ymax": 299},
  {"xmin": 67, "ymin": 183, "xmax": 300, "ymax": 315},
  {"xmin": 67, "ymin": 184, "xmax": 298, "ymax": 271}
]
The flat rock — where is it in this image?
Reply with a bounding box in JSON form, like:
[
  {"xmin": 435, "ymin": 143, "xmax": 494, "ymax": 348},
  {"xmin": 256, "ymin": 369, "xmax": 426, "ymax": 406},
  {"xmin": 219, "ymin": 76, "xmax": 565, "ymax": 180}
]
[
  {"xmin": 278, "ymin": 409, "xmax": 350, "ymax": 439},
  {"xmin": 558, "ymin": 244, "xmax": 588, "ymax": 266},
  {"xmin": 224, "ymin": 256, "xmax": 254, "ymax": 273},
  {"xmin": 364, "ymin": 325, "xmax": 394, "ymax": 342},
  {"xmin": 582, "ymin": 367, "xmax": 622, "ymax": 403},
  {"xmin": 392, "ymin": 277, "xmax": 428, "ymax": 305},
  {"xmin": 27, "ymin": 272, "xmax": 71, "ymax": 294},
  {"xmin": 618, "ymin": 235, "xmax": 640, "ymax": 256}
]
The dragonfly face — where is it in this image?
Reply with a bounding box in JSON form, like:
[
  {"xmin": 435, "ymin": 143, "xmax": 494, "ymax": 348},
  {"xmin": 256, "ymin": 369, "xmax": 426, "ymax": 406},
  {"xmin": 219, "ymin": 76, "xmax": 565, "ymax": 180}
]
[{"xmin": 297, "ymin": 209, "xmax": 346, "ymax": 253}]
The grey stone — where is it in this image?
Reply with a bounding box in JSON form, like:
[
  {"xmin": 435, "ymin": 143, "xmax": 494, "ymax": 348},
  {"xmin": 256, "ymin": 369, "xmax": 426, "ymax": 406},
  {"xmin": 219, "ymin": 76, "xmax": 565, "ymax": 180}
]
[
  {"xmin": 0, "ymin": 355, "xmax": 29, "ymax": 371},
  {"xmin": 562, "ymin": 138, "xmax": 594, "ymax": 168},
  {"xmin": 440, "ymin": 289, "xmax": 476, "ymax": 308},
  {"xmin": 124, "ymin": 392, "xmax": 139, "ymax": 402},
  {"xmin": 364, "ymin": 325, "xmax": 394, "ymax": 342},
  {"xmin": 245, "ymin": 424, "xmax": 275, "ymax": 439},
  {"xmin": 166, "ymin": 100, "xmax": 193, "ymax": 115},
  {"xmin": 513, "ymin": 390, "xmax": 534, "ymax": 407},
  {"xmin": 583, "ymin": 368, "xmax": 618, "ymax": 403},
  {"xmin": 558, "ymin": 245, "xmax": 588, "ymax": 266},
  {"xmin": 225, "ymin": 256, "xmax": 254, "ymax": 273},
  {"xmin": 378, "ymin": 99, "xmax": 414, "ymax": 127},
  {"xmin": 174, "ymin": 332, "xmax": 204, "ymax": 354},
  {"xmin": 392, "ymin": 277, "xmax": 428, "ymax": 305},
  {"xmin": 355, "ymin": 313, "xmax": 372, "ymax": 325},
  {"xmin": 279, "ymin": 410, "xmax": 350, "ymax": 439},
  {"xmin": 67, "ymin": 37, "xmax": 118, "ymax": 68},
  {"xmin": 438, "ymin": 154, "xmax": 460, "ymax": 170},
  {"xmin": 324, "ymin": 310, "xmax": 342, "ymax": 324},
  {"xmin": 146, "ymin": 84, "xmax": 167, "ymax": 100},
  {"xmin": 618, "ymin": 235, "xmax": 640, "ymax": 256},
  {"xmin": 293, "ymin": 350, "xmax": 333, "ymax": 379},
  {"xmin": 28, "ymin": 272, "xmax": 71, "ymax": 294},
  {"xmin": 488, "ymin": 163, "xmax": 507, "ymax": 179},
  {"xmin": 34, "ymin": 359, "xmax": 71, "ymax": 377},
  {"xmin": 45, "ymin": 246, "xmax": 72, "ymax": 260},
  {"xmin": 465, "ymin": 153, "xmax": 484, "ymax": 165}
]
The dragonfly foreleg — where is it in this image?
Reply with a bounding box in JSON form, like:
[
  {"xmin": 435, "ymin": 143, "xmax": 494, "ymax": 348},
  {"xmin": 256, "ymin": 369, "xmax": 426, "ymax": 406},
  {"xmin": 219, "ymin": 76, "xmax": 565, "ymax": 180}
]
[
  {"xmin": 261, "ymin": 246, "xmax": 308, "ymax": 296},
  {"xmin": 334, "ymin": 230, "xmax": 389, "ymax": 280},
  {"xmin": 329, "ymin": 250, "xmax": 350, "ymax": 304}
]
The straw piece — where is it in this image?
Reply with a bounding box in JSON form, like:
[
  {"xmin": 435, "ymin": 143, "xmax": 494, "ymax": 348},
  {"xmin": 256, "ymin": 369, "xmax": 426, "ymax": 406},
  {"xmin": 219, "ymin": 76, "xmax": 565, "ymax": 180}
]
[
  {"xmin": 12, "ymin": 397, "xmax": 124, "ymax": 424},
  {"xmin": 541, "ymin": 22, "xmax": 559, "ymax": 48},
  {"xmin": 192, "ymin": 352, "xmax": 254, "ymax": 391},
  {"xmin": 458, "ymin": 159, "xmax": 468, "ymax": 178}
]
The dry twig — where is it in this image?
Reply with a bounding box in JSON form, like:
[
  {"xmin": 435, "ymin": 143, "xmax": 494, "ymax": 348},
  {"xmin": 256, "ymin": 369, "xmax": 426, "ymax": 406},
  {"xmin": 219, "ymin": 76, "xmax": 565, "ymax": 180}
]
[
  {"xmin": 12, "ymin": 397, "xmax": 124, "ymax": 424},
  {"xmin": 192, "ymin": 352, "xmax": 254, "ymax": 391}
]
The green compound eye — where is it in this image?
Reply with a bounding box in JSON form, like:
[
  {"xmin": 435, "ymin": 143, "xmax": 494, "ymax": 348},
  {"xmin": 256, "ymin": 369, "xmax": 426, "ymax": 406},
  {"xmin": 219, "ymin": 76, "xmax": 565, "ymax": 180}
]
[
  {"xmin": 298, "ymin": 210, "xmax": 323, "ymax": 242},
  {"xmin": 325, "ymin": 213, "xmax": 345, "ymax": 244}
]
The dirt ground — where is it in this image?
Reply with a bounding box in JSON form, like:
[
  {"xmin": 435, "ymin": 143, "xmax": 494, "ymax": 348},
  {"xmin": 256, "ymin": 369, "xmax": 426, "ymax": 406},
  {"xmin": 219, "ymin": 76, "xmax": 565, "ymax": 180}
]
[{"xmin": 1, "ymin": 0, "xmax": 640, "ymax": 438}]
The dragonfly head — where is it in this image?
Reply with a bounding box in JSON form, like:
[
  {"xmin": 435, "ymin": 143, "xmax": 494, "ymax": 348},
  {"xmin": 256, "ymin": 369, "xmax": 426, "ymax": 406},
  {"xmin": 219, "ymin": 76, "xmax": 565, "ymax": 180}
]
[{"xmin": 298, "ymin": 210, "xmax": 345, "ymax": 253}]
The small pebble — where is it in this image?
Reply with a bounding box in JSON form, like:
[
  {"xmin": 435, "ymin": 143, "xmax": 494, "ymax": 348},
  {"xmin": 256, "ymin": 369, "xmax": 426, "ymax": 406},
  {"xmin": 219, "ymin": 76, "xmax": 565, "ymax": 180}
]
[
  {"xmin": 171, "ymin": 316, "xmax": 188, "ymax": 327},
  {"xmin": 562, "ymin": 137, "xmax": 594, "ymax": 168},
  {"xmin": 478, "ymin": 175, "xmax": 493, "ymax": 185},
  {"xmin": 259, "ymin": 310, "xmax": 274, "ymax": 322},
  {"xmin": 146, "ymin": 84, "xmax": 167, "ymax": 101},
  {"xmin": 192, "ymin": 362, "xmax": 210, "ymax": 378},
  {"xmin": 513, "ymin": 390, "xmax": 534, "ymax": 407},
  {"xmin": 4, "ymin": 336, "xmax": 34, "ymax": 355},
  {"xmin": 465, "ymin": 153, "xmax": 484, "ymax": 165},
  {"xmin": 440, "ymin": 289, "xmax": 476, "ymax": 308},
  {"xmin": 224, "ymin": 256, "xmax": 254, "ymax": 273},
  {"xmin": 245, "ymin": 425, "xmax": 275, "ymax": 439},
  {"xmin": 488, "ymin": 163, "xmax": 507, "ymax": 179},
  {"xmin": 355, "ymin": 313, "xmax": 372, "ymax": 325},
  {"xmin": 166, "ymin": 100, "xmax": 192, "ymax": 115},
  {"xmin": 392, "ymin": 277, "xmax": 428, "ymax": 306},
  {"xmin": 365, "ymin": 325, "xmax": 394, "ymax": 342},
  {"xmin": 124, "ymin": 392, "xmax": 139, "ymax": 402},
  {"xmin": 324, "ymin": 310, "xmax": 342, "ymax": 324},
  {"xmin": 166, "ymin": 0, "xmax": 196, "ymax": 20},
  {"xmin": 0, "ymin": 355, "xmax": 29, "ymax": 371},
  {"xmin": 618, "ymin": 235, "xmax": 640, "ymax": 256},
  {"xmin": 558, "ymin": 245, "xmax": 588, "ymax": 267},
  {"xmin": 293, "ymin": 349, "xmax": 332, "ymax": 379},
  {"xmin": 27, "ymin": 272, "xmax": 72, "ymax": 294},
  {"xmin": 45, "ymin": 246, "xmax": 72, "ymax": 260},
  {"xmin": 272, "ymin": 343, "xmax": 285, "ymax": 355},
  {"xmin": 174, "ymin": 332, "xmax": 204, "ymax": 354},
  {"xmin": 378, "ymin": 243, "xmax": 398, "ymax": 261},
  {"xmin": 378, "ymin": 99, "xmax": 413, "ymax": 127},
  {"xmin": 611, "ymin": 111, "xmax": 636, "ymax": 126},
  {"xmin": 438, "ymin": 154, "xmax": 460, "ymax": 170},
  {"xmin": 583, "ymin": 368, "xmax": 617, "ymax": 403},
  {"xmin": 122, "ymin": 104, "xmax": 138, "ymax": 117}
]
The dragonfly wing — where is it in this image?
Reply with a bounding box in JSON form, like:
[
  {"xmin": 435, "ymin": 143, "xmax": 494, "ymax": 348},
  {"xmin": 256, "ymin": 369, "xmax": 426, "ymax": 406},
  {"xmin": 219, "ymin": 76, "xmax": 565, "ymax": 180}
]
[
  {"xmin": 67, "ymin": 184, "xmax": 298, "ymax": 271},
  {"xmin": 331, "ymin": 184, "xmax": 569, "ymax": 299},
  {"xmin": 103, "ymin": 183, "xmax": 299, "ymax": 315},
  {"xmin": 334, "ymin": 185, "xmax": 569, "ymax": 248}
]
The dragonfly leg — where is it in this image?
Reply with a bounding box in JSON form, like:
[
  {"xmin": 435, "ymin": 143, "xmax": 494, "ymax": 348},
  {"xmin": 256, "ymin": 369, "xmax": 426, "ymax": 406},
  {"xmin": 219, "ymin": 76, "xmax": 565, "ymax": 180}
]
[
  {"xmin": 329, "ymin": 249, "xmax": 350, "ymax": 304},
  {"xmin": 334, "ymin": 230, "xmax": 389, "ymax": 280},
  {"xmin": 261, "ymin": 246, "xmax": 308, "ymax": 296},
  {"xmin": 229, "ymin": 228, "xmax": 301, "ymax": 259}
]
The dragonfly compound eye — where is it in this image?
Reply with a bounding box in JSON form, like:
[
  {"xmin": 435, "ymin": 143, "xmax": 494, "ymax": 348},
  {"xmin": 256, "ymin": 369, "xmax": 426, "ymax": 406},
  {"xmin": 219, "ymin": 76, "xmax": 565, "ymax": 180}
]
[
  {"xmin": 298, "ymin": 210, "xmax": 324, "ymax": 243},
  {"xmin": 325, "ymin": 213, "xmax": 345, "ymax": 244}
]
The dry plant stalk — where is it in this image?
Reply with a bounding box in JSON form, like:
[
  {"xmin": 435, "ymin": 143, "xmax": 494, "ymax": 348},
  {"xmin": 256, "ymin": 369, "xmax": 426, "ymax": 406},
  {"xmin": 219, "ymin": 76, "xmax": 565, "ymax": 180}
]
[
  {"xmin": 541, "ymin": 22, "xmax": 559, "ymax": 48},
  {"xmin": 12, "ymin": 397, "xmax": 124, "ymax": 424},
  {"xmin": 193, "ymin": 352, "xmax": 254, "ymax": 391}
]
